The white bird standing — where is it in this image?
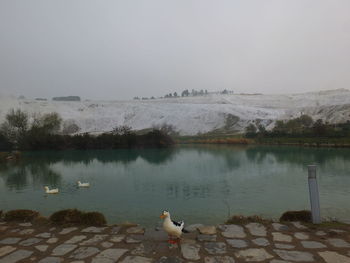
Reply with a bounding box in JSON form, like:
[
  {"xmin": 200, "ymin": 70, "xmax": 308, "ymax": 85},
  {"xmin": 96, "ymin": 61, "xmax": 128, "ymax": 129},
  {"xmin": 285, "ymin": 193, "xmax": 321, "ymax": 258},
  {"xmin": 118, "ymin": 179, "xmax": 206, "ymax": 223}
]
[
  {"xmin": 160, "ymin": 210, "xmax": 188, "ymax": 244},
  {"xmin": 44, "ymin": 186, "xmax": 59, "ymax": 194},
  {"xmin": 77, "ymin": 181, "xmax": 90, "ymax": 187}
]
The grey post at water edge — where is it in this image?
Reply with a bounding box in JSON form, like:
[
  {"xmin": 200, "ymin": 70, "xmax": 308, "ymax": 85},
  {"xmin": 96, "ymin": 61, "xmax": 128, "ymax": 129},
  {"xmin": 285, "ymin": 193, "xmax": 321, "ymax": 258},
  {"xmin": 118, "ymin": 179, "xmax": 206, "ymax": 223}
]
[{"xmin": 308, "ymin": 165, "xmax": 321, "ymax": 224}]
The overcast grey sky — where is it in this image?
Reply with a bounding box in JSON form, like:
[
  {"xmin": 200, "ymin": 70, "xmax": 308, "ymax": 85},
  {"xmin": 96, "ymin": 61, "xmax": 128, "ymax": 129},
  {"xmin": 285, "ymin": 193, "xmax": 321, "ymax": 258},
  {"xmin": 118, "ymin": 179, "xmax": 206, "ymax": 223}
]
[{"xmin": 0, "ymin": 0, "xmax": 349, "ymax": 100}]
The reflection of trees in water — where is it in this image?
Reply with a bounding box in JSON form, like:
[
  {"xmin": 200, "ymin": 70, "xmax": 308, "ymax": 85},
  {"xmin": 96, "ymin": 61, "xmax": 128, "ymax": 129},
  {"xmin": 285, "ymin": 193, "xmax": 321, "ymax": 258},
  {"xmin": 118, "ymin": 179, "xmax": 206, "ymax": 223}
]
[{"xmin": 166, "ymin": 183, "xmax": 212, "ymax": 199}]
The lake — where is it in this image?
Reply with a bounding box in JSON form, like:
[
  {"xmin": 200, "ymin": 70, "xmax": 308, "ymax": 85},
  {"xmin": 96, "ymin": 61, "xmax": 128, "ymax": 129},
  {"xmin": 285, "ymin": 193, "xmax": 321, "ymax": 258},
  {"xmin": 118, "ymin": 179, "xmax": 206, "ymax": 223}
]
[{"xmin": 1, "ymin": 145, "xmax": 350, "ymax": 227}]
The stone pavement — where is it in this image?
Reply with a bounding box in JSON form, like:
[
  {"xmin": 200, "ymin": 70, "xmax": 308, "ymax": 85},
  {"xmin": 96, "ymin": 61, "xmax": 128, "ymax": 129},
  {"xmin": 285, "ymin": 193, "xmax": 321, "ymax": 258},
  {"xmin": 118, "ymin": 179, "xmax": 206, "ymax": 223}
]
[{"xmin": 0, "ymin": 220, "xmax": 350, "ymax": 262}]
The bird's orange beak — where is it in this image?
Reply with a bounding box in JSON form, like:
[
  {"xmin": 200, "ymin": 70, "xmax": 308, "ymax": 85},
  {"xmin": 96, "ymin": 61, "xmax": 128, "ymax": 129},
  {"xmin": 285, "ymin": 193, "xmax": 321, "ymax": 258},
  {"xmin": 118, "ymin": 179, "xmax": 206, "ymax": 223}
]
[{"xmin": 160, "ymin": 214, "xmax": 165, "ymax": 219}]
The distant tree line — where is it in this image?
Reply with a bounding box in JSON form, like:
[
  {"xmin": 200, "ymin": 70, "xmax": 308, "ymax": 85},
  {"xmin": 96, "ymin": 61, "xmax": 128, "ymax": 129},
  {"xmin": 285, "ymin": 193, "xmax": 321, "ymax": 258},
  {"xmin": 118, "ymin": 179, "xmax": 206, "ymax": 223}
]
[
  {"xmin": 245, "ymin": 115, "xmax": 350, "ymax": 138},
  {"xmin": 133, "ymin": 89, "xmax": 234, "ymax": 100},
  {"xmin": 0, "ymin": 109, "xmax": 174, "ymax": 151}
]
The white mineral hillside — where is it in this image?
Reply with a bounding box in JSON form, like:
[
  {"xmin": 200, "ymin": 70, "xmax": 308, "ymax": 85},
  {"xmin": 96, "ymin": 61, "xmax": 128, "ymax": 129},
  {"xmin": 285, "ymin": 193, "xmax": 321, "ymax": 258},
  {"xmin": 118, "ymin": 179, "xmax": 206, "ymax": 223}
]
[{"xmin": 0, "ymin": 89, "xmax": 349, "ymax": 136}]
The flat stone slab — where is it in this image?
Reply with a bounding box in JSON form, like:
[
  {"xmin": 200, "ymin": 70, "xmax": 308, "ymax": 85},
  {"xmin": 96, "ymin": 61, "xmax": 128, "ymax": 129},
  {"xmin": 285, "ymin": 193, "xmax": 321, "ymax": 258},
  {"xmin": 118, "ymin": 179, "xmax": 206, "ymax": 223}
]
[
  {"xmin": 110, "ymin": 226, "xmax": 121, "ymax": 234},
  {"xmin": 157, "ymin": 256, "xmax": 184, "ymax": 263},
  {"xmin": 327, "ymin": 238, "xmax": 350, "ymax": 248},
  {"xmin": 204, "ymin": 242, "xmax": 226, "ymax": 254},
  {"xmin": 126, "ymin": 226, "xmax": 145, "ymax": 234},
  {"xmin": 69, "ymin": 246, "xmax": 100, "ymax": 259},
  {"xmin": 36, "ymin": 232, "xmax": 51, "ymax": 238},
  {"xmin": 301, "ymin": 241, "xmax": 326, "ymax": 249},
  {"xmin": 291, "ymin": 222, "xmax": 307, "ymax": 229},
  {"xmin": 47, "ymin": 237, "xmax": 58, "ymax": 244},
  {"xmin": 91, "ymin": 248, "xmax": 128, "ymax": 263},
  {"xmin": 181, "ymin": 243, "xmax": 201, "ymax": 260},
  {"xmin": 275, "ymin": 243, "xmax": 295, "ymax": 249},
  {"xmin": 38, "ymin": 257, "xmax": 63, "ymax": 263},
  {"xmin": 220, "ymin": 225, "xmax": 246, "ymax": 238},
  {"xmin": 80, "ymin": 234, "xmax": 108, "ymax": 245},
  {"xmin": 252, "ymin": 238, "xmax": 270, "ymax": 247},
  {"xmin": 272, "ymin": 232, "xmax": 292, "ymax": 242},
  {"xmin": 18, "ymin": 222, "xmax": 32, "ymax": 227},
  {"xmin": 294, "ymin": 232, "xmax": 309, "ymax": 240},
  {"xmin": 227, "ymin": 239, "xmax": 248, "ymax": 248},
  {"xmin": 245, "ymin": 223, "xmax": 266, "ymax": 236},
  {"xmin": 19, "ymin": 229, "xmax": 34, "ymax": 235},
  {"xmin": 272, "ymin": 223, "xmax": 289, "ymax": 231},
  {"xmin": 125, "ymin": 235, "xmax": 144, "ymax": 243},
  {"xmin": 184, "ymin": 224, "xmax": 204, "ymax": 232},
  {"xmin": 274, "ymin": 249, "xmax": 314, "ymax": 262},
  {"xmin": 59, "ymin": 227, "xmax": 77, "ymax": 235},
  {"xmin": 119, "ymin": 256, "xmax": 153, "ymax": 263},
  {"xmin": 110, "ymin": 235, "xmax": 125, "ymax": 242},
  {"xmin": 315, "ymin": 230, "xmax": 326, "ymax": 236},
  {"xmin": 35, "ymin": 245, "xmax": 49, "ymax": 252},
  {"xmin": 0, "ymin": 246, "xmax": 16, "ymax": 257},
  {"xmin": 204, "ymin": 256, "xmax": 235, "ymax": 263},
  {"xmin": 19, "ymin": 237, "xmax": 42, "ymax": 246},
  {"xmin": 197, "ymin": 234, "xmax": 217, "ymax": 242},
  {"xmin": 0, "ymin": 249, "xmax": 33, "ymax": 263},
  {"xmin": 65, "ymin": 235, "xmax": 87, "ymax": 244},
  {"xmin": 0, "ymin": 237, "xmax": 21, "ymax": 245},
  {"xmin": 131, "ymin": 243, "xmax": 157, "ymax": 256},
  {"xmin": 51, "ymin": 244, "xmax": 77, "ymax": 256},
  {"xmin": 318, "ymin": 251, "xmax": 350, "ymax": 263},
  {"xmin": 198, "ymin": 226, "xmax": 217, "ymax": 235},
  {"xmin": 235, "ymin": 248, "xmax": 273, "ymax": 262},
  {"xmin": 101, "ymin": 241, "xmax": 114, "ymax": 248},
  {"xmin": 81, "ymin": 226, "xmax": 106, "ymax": 233}
]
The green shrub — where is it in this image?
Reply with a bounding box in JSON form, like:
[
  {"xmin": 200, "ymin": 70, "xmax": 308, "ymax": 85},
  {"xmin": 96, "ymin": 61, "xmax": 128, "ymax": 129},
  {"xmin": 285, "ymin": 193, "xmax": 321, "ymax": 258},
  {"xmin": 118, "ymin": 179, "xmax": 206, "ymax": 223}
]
[
  {"xmin": 81, "ymin": 212, "xmax": 107, "ymax": 226},
  {"xmin": 4, "ymin": 209, "xmax": 40, "ymax": 222},
  {"xmin": 280, "ymin": 210, "xmax": 311, "ymax": 222}
]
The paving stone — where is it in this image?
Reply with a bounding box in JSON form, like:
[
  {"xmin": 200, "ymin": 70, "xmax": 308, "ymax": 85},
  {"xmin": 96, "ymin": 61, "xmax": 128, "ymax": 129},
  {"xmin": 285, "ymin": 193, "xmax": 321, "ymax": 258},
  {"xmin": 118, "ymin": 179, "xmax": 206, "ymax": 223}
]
[
  {"xmin": 301, "ymin": 241, "xmax": 326, "ymax": 249},
  {"xmin": 131, "ymin": 243, "xmax": 156, "ymax": 255},
  {"xmin": 10, "ymin": 229, "xmax": 20, "ymax": 233},
  {"xmin": 81, "ymin": 226, "xmax": 106, "ymax": 233},
  {"xmin": 181, "ymin": 243, "xmax": 201, "ymax": 260},
  {"xmin": 36, "ymin": 232, "xmax": 51, "ymax": 238},
  {"xmin": 318, "ymin": 251, "xmax": 350, "ymax": 263},
  {"xmin": 51, "ymin": 244, "xmax": 77, "ymax": 256},
  {"xmin": 59, "ymin": 227, "xmax": 77, "ymax": 235},
  {"xmin": 274, "ymin": 249, "xmax": 314, "ymax": 262},
  {"xmin": 79, "ymin": 234, "xmax": 108, "ymax": 245},
  {"xmin": 119, "ymin": 256, "xmax": 153, "ymax": 263},
  {"xmin": 35, "ymin": 245, "xmax": 49, "ymax": 252},
  {"xmin": 91, "ymin": 248, "xmax": 128, "ymax": 263},
  {"xmin": 0, "ymin": 237, "xmax": 21, "ymax": 245},
  {"xmin": 19, "ymin": 222, "xmax": 32, "ymax": 227},
  {"xmin": 0, "ymin": 246, "xmax": 16, "ymax": 257},
  {"xmin": 294, "ymin": 232, "xmax": 309, "ymax": 240},
  {"xmin": 126, "ymin": 226, "xmax": 145, "ymax": 234},
  {"xmin": 270, "ymin": 260, "xmax": 292, "ymax": 263},
  {"xmin": 0, "ymin": 249, "xmax": 33, "ymax": 263},
  {"xmin": 125, "ymin": 235, "xmax": 144, "ymax": 243},
  {"xmin": 197, "ymin": 234, "xmax": 217, "ymax": 242},
  {"xmin": 47, "ymin": 237, "xmax": 58, "ymax": 244},
  {"xmin": 157, "ymin": 256, "xmax": 183, "ymax": 263},
  {"xmin": 110, "ymin": 235, "xmax": 125, "ymax": 242},
  {"xmin": 184, "ymin": 224, "xmax": 204, "ymax": 232},
  {"xmin": 198, "ymin": 226, "xmax": 217, "ymax": 235},
  {"xmin": 19, "ymin": 237, "xmax": 42, "ymax": 246},
  {"xmin": 291, "ymin": 222, "xmax": 307, "ymax": 229},
  {"xmin": 227, "ymin": 239, "xmax": 247, "ymax": 248},
  {"xmin": 110, "ymin": 226, "xmax": 121, "ymax": 234},
  {"xmin": 275, "ymin": 243, "xmax": 295, "ymax": 249},
  {"xmin": 315, "ymin": 230, "xmax": 326, "ymax": 236},
  {"xmin": 272, "ymin": 223, "xmax": 289, "ymax": 231},
  {"xmin": 235, "ymin": 248, "xmax": 273, "ymax": 262},
  {"xmin": 19, "ymin": 229, "xmax": 35, "ymax": 235},
  {"xmin": 327, "ymin": 238, "xmax": 350, "ymax": 248},
  {"xmin": 37, "ymin": 257, "xmax": 63, "ymax": 263},
  {"xmin": 330, "ymin": 229, "xmax": 346, "ymax": 233},
  {"xmin": 204, "ymin": 256, "xmax": 235, "ymax": 263},
  {"xmin": 245, "ymin": 223, "xmax": 267, "ymax": 236},
  {"xmin": 252, "ymin": 238, "xmax": 270, "ymax": 247},
  {"xmin": 204, "ymin": 242, "xmax": 226, "ymax": 254},
  {"xmin": 49, "ymin": 227, "xmax": 56, "ymax": 231},
  {"xmin": 272, "ymin": 232, "xmax": 292, "ymax": 242},
  {"xmin": 101, "ymin": 241, "xmax": 114, "ymax": 248},
  {"xmin": 144, "ymin": 229, "xmax": 168, "ymax": 241},
  {"xmin": 65, "ymin": 235, "xmax": 87, "ymax": 244},
  {"xmin": 220, "ymin": 225, "xmax": 246, "ymax": 238},
  {"xmin": 69, "ymin": 246, "xmax": 100, "ymax": 259}
]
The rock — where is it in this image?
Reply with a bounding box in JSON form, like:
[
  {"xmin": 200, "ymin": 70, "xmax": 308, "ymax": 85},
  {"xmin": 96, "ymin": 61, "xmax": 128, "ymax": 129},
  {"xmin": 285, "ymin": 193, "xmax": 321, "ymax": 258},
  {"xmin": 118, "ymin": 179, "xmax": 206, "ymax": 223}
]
[
  {"xmin": 131, "ymin": 243, "xmax": 156, "ymax": 255},
  {"xmin": 0, "ymin": 246, "xmax": 16, "ymax": 257},
  {"xmin": 158, "ymin": 256, "xmax": 184, "ymax": 263},
  {"xmin": 81, "ymin": 226, "xmax": 106, "ymax": 233},
  {"xmin": 0, "ymin": 237, "xmax": 21, "ymax": 245},
  {"xmin": 220, "ymin": 225, "xmax": 246, "ymax": 238},
  {"xmin": 252, "ymin": 238, "xmax": 270, "ymax": 247},
  {"xmin": 65, "ymin": 235, "xmax": 87, "ymax": 244},
  {"xmin": 291, "ymin": 222, "xmax": 307, "ymax": 229},
  {"xmin": 301, "ymin": 241, "xmax": 326, "ymax": 249},
  {"xmin": 0, "ymin": 249, "xmax": 33, "ymax": 263},
  {"xmin": 181, "ymin": 243, "xmax": 201, "ymax": 260},
  {"xmin": 184, "ymin": 224, "xmax": 204, "ymax": 232},
  {"xmin": 69, "ymin": 247, "xmax": 100, "ymax": 259},
  {"xmin": 101, "ymin": 241, "xmax": 114, "ymax": 248},
  {"xmin": 197, "ymin": 234, "xmax": 217, "ymax": 242},
  {"xmin": 119, "ymin": 256, "xmax": 153, "ymax": 263},
  {"xmin": 126, "ymin": 226, "xmax": 145, "ymax": 234},
  {"xmin": 227, "ymin": 239, "xmax": 247, "ymax": 248},
  {"xmin": 275, "ymin": 243, "xmax": 295, "ymax": 249},
  {"xmin": 59, "ymin": 227, "xmax": 77, "ymax": 235},
  {"xmin": 19, "ymin": 222, "xmax": 32, "ymax": 227},
  {"xmin": 270, "ymin": 260, "xmax": 292, "ymax": 263},
  {"xmin": 235, "ymin": 248, "xmax": 273, "ymax": 262},
  {"xmin": 110, "ymin": 226, "xmax": 121, "ymax": 234},
  {"xmin": 273, "ymin": 250, "xmax": 314, "ymax": 262},
  {"xmin": 125, "ymin": 235, "xmax": 144, "ymax": 243},
  {"xmin": 36, "ymin": 232, "xmax": 51, "ymax": 238},
  {"xmin": 110, "ymin": 235, "xmax": 125, "ymax": 242},
  {"xmin": 35, "ymin": 245, "xmax": 49, "ymax": 252},
  {"xmin": 19, "ymin": 238, "xmax": 42, "ymax": 246},
  {"xmin": 80, "ymin": 235, "xmax": 108, "ymax": 245},
  {"xmin": 245, "ymin": 223, "xmax": 267, "ymax": 236},
  {"xmin": 318, "ymin": 251, "xmax": 350, "ymax": 263},
  {"xmin": 204, "ymin": 256, "xmax": 235, "ymax": 263},
  {"xmin": 38, "ymin": 257, "xmax": 63, "ymax": 263},
  {"xmin": 330, "ymin": 229, "xmax": 346, "ymax": 233},
  {"xmin": 315, "ymin": 230, "xmax": 326, "ymax": 236},
  {"xmin": 204, "ymin": 242, "xmax": 226, "ymax": 254},
  {"xmin": 47, "ymin": 237, "xmax": 58, "ymax": 244},
  {"xmin": 91, "ymin": 248, "xmax": 128, "ymax": 263},
  {"xmin": 272, "ymin": 232, "xmax": 292, "ymax": 242},
  {"xmin": 272, "ymin": 223, "xmax": 289, "ymax": 231},
  {"xmin": 19, "ymin": 229, "xmax": 35, "ymax": 235},
  {"xmin": 327, "ymin": 238, "xmax": 350, "ymax": 248},
  {"xmin": 294, "ymin": 232, "xmax": 309, "ymax": 240},
  {"xmin": 51, "ymin": 244, "xmax": 77, "ymax": 256},
  {"xmin": 198, "ymin": 226, "xmax": 217, "ymax": 235}
]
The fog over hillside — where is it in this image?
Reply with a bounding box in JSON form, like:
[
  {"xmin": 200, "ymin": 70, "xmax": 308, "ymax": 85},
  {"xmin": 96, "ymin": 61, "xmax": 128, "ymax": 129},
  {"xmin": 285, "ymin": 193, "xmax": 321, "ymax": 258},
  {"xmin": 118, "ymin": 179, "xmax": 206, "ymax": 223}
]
[{"xmin": 0, "ymin": 89, "xmax": 349, "ymax": 135}]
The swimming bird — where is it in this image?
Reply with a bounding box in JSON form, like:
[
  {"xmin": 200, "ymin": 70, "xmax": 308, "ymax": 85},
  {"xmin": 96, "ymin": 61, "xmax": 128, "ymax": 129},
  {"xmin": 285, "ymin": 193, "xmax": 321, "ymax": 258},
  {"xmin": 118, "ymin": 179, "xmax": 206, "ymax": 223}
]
[
  {"xmin": 77, "ymin": 181, "xmax": 90, "ymax": 187},
  {"xmin": 160, "ymin": 210, "xmax": 187, "ymax": 244},
  {"xmin": 44, "ymin": 186, "xmax": 59, "ymax": 194}
]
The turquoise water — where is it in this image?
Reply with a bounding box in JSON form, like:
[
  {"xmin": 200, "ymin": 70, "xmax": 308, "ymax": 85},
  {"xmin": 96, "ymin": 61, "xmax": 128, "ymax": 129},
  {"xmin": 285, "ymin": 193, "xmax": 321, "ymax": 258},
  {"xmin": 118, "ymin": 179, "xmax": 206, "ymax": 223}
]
[{"xmin": 1, "ymin": 145, "xmax": 350, "ymax": 227}]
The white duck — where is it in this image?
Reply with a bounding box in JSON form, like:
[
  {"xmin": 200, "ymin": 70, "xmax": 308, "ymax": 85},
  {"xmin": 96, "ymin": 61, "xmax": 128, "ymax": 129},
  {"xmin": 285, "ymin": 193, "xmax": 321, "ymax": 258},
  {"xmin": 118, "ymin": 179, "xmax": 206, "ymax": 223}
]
[
  {"xmin": 44, "ymin": 186, "xmax": 59, "ymax": 194},
  {"xmin": 77, "ymin": 181, "xmax": 90, "ymax": 187},
  {"xmin": 160, "ymin": 210, "xmax": 187, "ymax": 244}
]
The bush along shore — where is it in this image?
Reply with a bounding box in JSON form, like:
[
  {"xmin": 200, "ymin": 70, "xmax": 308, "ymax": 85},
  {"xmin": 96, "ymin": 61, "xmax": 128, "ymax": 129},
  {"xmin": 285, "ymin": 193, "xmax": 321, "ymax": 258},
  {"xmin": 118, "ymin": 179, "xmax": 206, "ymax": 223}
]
[{"xmin": 1, "ymin": 209, "xmax": 350, "ymax": 262}]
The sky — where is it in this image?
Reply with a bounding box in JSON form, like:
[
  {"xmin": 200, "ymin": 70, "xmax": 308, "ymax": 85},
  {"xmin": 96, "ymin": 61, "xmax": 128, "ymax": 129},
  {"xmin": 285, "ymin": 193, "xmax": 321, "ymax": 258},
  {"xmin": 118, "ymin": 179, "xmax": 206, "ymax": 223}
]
[{"xmin": 0, "ymin": 0, "xmax": 350, "ymax": 100}]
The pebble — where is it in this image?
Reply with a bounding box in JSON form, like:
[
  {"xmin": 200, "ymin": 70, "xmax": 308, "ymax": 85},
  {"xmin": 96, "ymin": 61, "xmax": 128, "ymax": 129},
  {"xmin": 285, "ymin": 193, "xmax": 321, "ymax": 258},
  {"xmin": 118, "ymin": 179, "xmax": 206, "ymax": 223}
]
[
  {"xmin": 294, "ymin": 232, "xmax": 309, "ymax": 240},
  {"xmin": 272, "ymin": 223, "xmax": 289, "ymax": 231},
  {"xmin": 19, "ymin": 222, "xmax": 32, "ymax": 227},
  {"xmin": 125, "ymin": 235, "xmax": 144, "ymax": 243},
  {"xmin": 19, "ymin": 237, "xmax": 42, "ymax": 246},
  {"xmin": 110, "ymin": 234, "xmax": 126, "ymax": 242},
  {"xmin": 197, "ymin": 234, "xmax": 217, "ymax": 242},
  {"xmin": 101, "ymin": 241, "xmax": 114, "ymax": 248},
  {"xmin": 79, "ymin": 234, "xmax": 108, "ymax": 245},
  {"xmin": 35, "ymin": 245, "xmax": 49, "ymax": 252},
  {"xmin": 204, "ymin": 242, "xmax": 226, "ymax": 254},
  {"xmin": 0, "ymin": 237, "xmax": 21, "ymax": 245},
  {"xmin": 184, "ymin": 224, "xmax": 204, "ymax": 232},
  {"xmin": 327, "ymin": 238, "xmax": 350, "ymax": 248},
  {"xmin": 315, "ymin": 230, "xmax": 326, "ymax": 236},
  {"xmin": 126, "ymin": 226, "xmax": 145, "ymax": 234},
  {"xmin": 275, "ymin": 243, "xmax": 295, "ymax": 249},
  {"xmin": 273, "ymin": 249, "xmax": 314, "ymax": 262},
  {"xmin": 235, "ymin": 248, "xmax": 273, "ymax": 262},
  {"xmin": 65, "ymin": 235, "xmax": 87, "ymax": 244},
  {"xmin": 291, "ymin": 221, "xmax": 307, "ymax": 229},
  {"xmin": 47, "ymin": 237, "xmax": 58, "ymax": 244},
  {"xmin": 227, "ymin": 239, "xmax": 248, "ymax": 248},
  {"xmin": 19, "ymin": 229, "xmax": 35, "ymax": 235},
  {"xmin": 36, "ymin": 232, "xmax": 51, "ymax": 238},
  {"xmin": 38, "ymin": 257, "xmax": 63, "ymax": 263}
]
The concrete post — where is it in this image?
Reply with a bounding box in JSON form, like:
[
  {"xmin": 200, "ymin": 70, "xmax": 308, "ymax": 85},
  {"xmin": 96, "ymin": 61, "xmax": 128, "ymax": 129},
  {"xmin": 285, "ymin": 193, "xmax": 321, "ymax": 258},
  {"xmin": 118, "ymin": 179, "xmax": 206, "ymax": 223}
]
[{"xmin": 308, "ymin": 165, "xmax": 321, "ymax": 224}]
